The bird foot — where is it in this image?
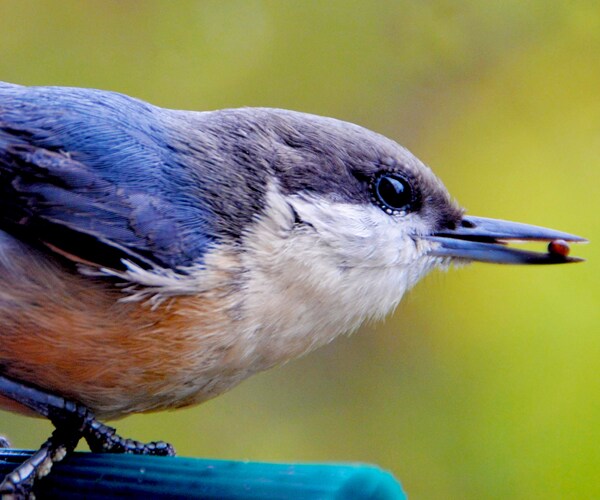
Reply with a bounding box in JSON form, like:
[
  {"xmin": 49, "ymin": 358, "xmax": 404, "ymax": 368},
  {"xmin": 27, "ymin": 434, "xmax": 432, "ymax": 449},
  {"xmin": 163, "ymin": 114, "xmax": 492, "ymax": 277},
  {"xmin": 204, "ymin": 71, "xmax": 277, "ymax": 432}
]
[
  {"xmin": 0, "ymin": 427, "xmax": 78, "ymax": 500},
  {"xmin": 49, "ymin": 398, "xmax": 175, "ymax": 456},
  {"xmin": 0, "ymin": 375, "xmax": 175, "ymax": 498},
  {"xmin": 84, "ymin": 417, "xmax": 175, "ymax": 456}
]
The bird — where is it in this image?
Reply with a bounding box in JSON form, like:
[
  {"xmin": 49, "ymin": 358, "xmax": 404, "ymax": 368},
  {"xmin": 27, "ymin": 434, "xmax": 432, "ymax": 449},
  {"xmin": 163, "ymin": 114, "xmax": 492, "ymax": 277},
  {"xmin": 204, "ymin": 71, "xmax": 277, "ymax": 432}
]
[{"xmin": 0, "ymin": 82, "xmax": 585, "ymax": 497}]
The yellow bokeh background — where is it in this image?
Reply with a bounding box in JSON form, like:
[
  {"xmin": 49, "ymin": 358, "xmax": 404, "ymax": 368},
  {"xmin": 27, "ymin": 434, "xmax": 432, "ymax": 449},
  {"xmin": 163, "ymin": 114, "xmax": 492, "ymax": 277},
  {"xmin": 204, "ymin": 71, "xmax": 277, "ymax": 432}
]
[{"xmin": 0, "ymin": 2, "xmax": 598, "ymax": 498}]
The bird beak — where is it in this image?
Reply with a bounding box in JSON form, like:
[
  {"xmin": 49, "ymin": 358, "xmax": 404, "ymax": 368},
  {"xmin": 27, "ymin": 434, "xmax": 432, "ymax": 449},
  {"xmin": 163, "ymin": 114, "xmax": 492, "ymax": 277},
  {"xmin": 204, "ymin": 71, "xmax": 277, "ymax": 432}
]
[{"xmin": 425, "ymin": 216, "xmax": 587, "ymax": 264}]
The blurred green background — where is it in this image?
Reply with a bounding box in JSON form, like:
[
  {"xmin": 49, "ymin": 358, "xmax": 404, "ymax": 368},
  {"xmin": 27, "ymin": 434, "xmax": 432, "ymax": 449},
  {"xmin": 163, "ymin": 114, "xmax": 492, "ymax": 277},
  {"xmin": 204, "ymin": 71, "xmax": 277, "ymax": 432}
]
[{"xmin": 0, "ymin": 1, "xmax": 598, "ymax": 498}]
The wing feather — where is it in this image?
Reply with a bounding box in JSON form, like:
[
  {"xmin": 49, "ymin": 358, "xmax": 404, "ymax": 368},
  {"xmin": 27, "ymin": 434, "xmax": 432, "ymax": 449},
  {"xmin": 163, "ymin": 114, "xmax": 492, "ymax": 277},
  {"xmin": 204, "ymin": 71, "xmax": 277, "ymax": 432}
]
[{"xmin": 0, "ymin": 124, "xmax": 193, "ymax": 271}]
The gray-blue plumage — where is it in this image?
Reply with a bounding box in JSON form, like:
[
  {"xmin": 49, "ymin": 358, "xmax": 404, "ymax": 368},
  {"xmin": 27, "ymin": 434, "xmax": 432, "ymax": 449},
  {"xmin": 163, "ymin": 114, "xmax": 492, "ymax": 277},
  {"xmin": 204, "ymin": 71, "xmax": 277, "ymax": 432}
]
[
  {"xmin": 0, "ymin": 83, "xmax": 259, "ymax": 270},
  {"xmin": 0, "ymin": 83, "xmax": 205, "ymax": 269},
  {"xmin": 0, "ymin": 82, "xmax": 460, "ymax": 272}
]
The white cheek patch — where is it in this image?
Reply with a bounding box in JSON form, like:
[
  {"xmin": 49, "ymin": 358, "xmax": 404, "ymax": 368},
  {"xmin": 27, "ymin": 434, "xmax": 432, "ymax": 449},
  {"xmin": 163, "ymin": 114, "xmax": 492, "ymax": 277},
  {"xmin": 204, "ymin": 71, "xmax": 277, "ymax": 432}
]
[
  {"xmin": 288, "ymin": 193, "xmax": 431, "ymax": 268},
  {"xmin": 236, "ymin": 187, "xmax": 440, "ymax": 364},
  {"xmin": 286, "ymin": 193, "xmax": 440, "ymax": 314}
]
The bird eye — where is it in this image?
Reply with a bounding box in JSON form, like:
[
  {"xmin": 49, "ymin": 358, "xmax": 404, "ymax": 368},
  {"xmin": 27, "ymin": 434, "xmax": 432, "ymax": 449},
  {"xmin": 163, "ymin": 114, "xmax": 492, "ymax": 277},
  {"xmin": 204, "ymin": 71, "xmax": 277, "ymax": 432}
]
[{"xmin": 370, "ymin": 173, "xmax": 415, "ymax": 215}]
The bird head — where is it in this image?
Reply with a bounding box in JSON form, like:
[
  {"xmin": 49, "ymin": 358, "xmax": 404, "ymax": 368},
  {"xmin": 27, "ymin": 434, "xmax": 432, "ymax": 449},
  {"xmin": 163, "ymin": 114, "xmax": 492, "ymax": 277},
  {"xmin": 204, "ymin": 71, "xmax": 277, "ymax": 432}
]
[{"xmin": 174, "ymin": 108, "xmax": 585, "ymax": 358}]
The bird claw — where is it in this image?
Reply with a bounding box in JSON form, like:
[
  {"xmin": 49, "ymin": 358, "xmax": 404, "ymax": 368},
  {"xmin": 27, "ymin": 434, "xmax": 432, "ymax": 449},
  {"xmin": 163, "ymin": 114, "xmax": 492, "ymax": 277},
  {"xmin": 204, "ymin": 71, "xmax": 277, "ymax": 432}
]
[
  {"xmin": 0, "ymin": 375, "xmax": 176, "ymax": 496},
  {"xmin": 0, "ymin": 429, "xmax": 76, "ymax": 500},
  {"xmin": 84, "ymin": 418, "xmax": 175, "ymax": 456}
]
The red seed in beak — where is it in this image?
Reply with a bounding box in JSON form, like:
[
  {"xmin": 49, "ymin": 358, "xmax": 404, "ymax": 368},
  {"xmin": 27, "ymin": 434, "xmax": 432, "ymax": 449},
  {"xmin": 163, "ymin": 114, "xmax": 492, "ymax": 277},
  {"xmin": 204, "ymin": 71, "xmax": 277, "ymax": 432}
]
[{"xmin": 548, "ymin": 239, "xmax": 571, "ymax": 257}]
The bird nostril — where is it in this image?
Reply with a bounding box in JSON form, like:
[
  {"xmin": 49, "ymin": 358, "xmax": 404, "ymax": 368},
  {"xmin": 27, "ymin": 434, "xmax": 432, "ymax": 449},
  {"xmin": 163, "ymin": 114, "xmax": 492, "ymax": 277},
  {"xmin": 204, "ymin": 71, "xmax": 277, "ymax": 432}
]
[{"xmin": 460, "ymin": 219, "xmax": 475, "ymax": 228}]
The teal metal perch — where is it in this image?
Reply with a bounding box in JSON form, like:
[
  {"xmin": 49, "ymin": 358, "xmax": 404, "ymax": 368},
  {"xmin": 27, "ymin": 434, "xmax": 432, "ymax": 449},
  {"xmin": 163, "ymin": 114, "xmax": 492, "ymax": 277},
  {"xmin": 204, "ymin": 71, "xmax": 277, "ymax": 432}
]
[{"xmin": 0, "ymin": 450, "xmax": 406, "ymax": 499}]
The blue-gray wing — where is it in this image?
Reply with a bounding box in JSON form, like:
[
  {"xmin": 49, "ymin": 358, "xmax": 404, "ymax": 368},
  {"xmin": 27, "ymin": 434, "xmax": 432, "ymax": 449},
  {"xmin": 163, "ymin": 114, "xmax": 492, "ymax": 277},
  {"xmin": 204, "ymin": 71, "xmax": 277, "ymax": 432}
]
[{"xmin": 0, "ymin": 84, "xmax": 215, "ymax": 271}]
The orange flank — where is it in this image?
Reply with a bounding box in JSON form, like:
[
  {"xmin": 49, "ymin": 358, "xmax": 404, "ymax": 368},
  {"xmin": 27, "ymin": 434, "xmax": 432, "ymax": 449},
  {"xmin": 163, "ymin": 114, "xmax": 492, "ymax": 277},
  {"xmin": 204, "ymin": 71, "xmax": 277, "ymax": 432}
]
[{"xmin": 0, "ymin": 276, "xmax": 241, "ymax": 420}]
